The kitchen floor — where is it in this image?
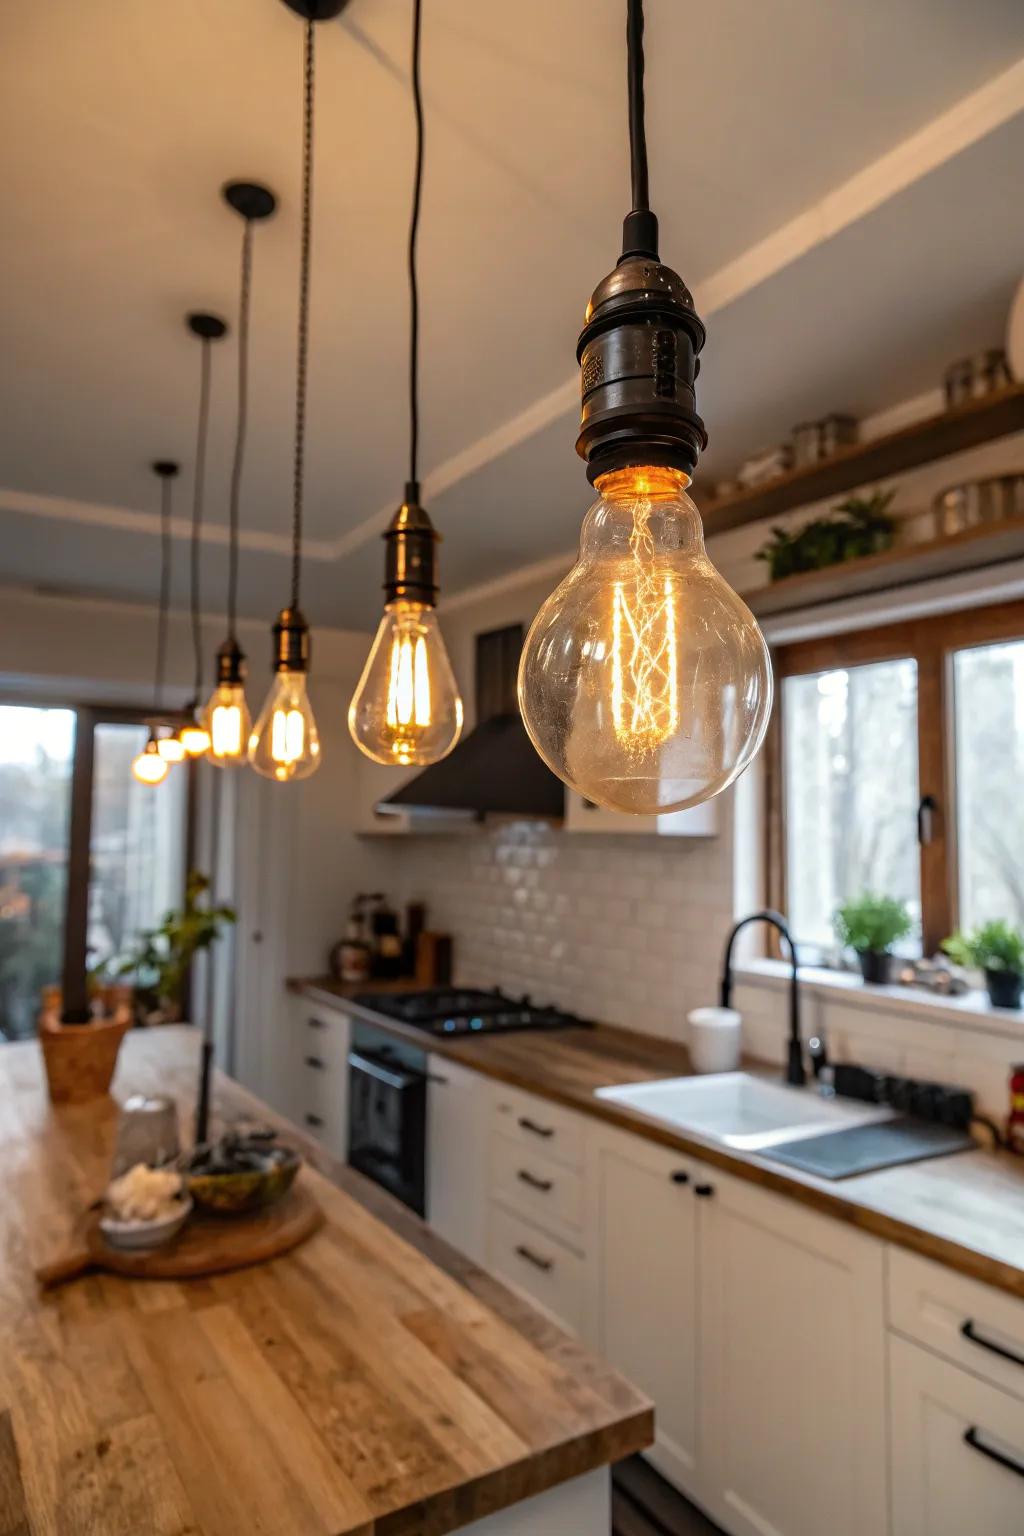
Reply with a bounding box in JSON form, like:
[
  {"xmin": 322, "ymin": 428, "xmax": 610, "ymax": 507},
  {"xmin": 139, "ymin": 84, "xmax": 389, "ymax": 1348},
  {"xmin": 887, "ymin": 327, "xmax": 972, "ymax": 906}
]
[{"xmin": 612, "ymin": 1458, "xmax": 725, "ymax": 1535}]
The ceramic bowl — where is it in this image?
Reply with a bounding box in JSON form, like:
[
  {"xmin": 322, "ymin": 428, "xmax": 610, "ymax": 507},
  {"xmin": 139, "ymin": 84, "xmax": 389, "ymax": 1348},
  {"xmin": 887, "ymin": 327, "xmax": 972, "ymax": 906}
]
[
  {"xmin": 186, "ymin": 1147, "xmax": 301, "ymax": 1216},
  {"xmin": 100, "ymin": 1195, "xmax": 192, "ymax": 1251}
]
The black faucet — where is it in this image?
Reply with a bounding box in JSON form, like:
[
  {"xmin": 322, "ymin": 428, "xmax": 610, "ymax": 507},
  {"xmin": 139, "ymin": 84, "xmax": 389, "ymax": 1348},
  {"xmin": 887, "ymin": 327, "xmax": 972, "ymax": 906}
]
[{"xmin": 719, "ymin": 909, "xmax": 805, "ymax": 1087}]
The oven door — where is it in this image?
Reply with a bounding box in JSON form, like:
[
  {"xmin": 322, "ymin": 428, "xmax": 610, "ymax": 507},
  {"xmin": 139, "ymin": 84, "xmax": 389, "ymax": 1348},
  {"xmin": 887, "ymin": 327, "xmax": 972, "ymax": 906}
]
[{"xmin": 347, "ymin": 1047, "xmax": 427, "ymax": 1215}]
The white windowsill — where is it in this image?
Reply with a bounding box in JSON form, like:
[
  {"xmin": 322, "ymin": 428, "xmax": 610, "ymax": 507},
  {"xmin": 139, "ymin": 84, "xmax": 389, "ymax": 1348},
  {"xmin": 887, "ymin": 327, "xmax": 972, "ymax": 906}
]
[{"xmin": 733, "ymin": 957, "xmax": 1024, "ymax": 1041}]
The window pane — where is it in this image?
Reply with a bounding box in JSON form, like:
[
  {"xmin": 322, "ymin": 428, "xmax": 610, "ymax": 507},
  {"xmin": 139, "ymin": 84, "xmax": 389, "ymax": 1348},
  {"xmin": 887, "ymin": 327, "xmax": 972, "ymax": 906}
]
[
  {"xmin": 88, "ymin": 724, "xmax": 188, "ymax": 975},
  {"xmin": 0, "ymin": 706, "xmax": 76, "ymax": 1039},
  {"xmin": 784, "ymin": 659, "xmax": 920, "ymax": 951},
  {"xmin": 953, "ymin": 639, "xmax": 1024, "ymax": 932}
]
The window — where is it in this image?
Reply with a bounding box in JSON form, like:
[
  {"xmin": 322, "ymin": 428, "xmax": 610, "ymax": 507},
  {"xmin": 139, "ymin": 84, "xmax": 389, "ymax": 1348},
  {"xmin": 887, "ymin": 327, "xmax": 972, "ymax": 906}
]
[
  {"xmin": 770, "ymin": 601, "xmax": 1024, "ymax": 956},
  {"xmin": 0, "ymin": 703, "xmax": 192, "ymax": 1039}
]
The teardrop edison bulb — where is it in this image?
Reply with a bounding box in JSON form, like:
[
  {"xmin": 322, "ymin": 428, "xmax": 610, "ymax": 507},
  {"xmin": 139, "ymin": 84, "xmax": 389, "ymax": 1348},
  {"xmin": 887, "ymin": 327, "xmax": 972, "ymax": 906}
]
[
  {"xmin": 518, "ymin": 465, "xmax": 773, "ymax": 815},
  {"xmin": 202, "ymin": 639, "xmax": 250, "ymax": 768},
  {"xmin": 131, "ymin": 735, "xmax": 169, "ymax": 786},
  {"xmin": 348, "ymin": 600, "xmax": 463, "ymax": 767},
  {"xmin": 249, "ymin": 670, "xmax": 321, "ymax": 782}
]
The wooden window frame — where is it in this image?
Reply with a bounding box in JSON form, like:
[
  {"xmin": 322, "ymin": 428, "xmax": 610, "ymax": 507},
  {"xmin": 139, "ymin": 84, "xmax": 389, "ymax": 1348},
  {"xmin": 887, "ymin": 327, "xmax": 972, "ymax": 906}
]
[{"xmin": 767, "ymin": 599, "xmax": 1024, "ymax": 956}]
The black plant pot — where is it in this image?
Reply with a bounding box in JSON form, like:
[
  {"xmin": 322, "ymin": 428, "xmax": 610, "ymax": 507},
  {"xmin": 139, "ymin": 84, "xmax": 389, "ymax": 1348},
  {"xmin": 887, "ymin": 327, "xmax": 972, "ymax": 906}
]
[
  {"xmin": 858, "ymin": 950, "xmax": 892, "ymax": 985},
  {"xmin": 985, "ymin": 968, "xmax": 1023, "ymax": 1010}
]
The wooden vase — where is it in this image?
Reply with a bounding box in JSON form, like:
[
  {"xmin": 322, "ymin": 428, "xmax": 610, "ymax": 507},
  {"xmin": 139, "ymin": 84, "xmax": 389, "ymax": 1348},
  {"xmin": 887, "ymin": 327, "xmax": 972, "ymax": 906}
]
[{"xmin": 38, "ymin": 1005, "xmax": 132, "ymax": 1105}]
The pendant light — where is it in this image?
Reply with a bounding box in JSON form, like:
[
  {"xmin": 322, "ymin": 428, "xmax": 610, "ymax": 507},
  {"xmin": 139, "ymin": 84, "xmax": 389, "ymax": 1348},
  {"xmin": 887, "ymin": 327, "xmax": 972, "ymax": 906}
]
[
  {"xmin": 248, "ymin": 3, "xmax": 330, "ymax": 783},
  {"xmin": 132, "ymin": 461, "xmax": 179, "ymax": 786},
  {"xmin": 202, "ymin": 182, "xmax": 277, "ymax": 767},
  {"xmin": 517, "ymin": 0, "xmax": 772, "ymax": 815},
  {"xmin": 178, "ymin": 311, "xmax": 228, "ymax": 757},
  {"xmin": 347, "ymin": 0, "xmax": 463, "ymax": 768}
]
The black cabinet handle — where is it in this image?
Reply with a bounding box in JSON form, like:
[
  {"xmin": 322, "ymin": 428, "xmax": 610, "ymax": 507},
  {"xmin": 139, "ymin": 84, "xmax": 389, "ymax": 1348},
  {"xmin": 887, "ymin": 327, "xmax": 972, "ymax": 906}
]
[
  {"xmin": 963, "ymin": 1426, "xmax": 1024, "ymax": 1481},
  {"xmin": 671, "ymin": 1170, "xmax": 690, "ymax": 1185},
  {"xmin": 304, "ymin": 1055, "xmax": 325, "ymax": 1070},
  {"xmin": 961, "ymin": 1319, "xmax": 1024, "ymax": 1369},
  {"xmin": 515, "ymin": 1243, "xmax": 553, "ymax": 1273},
  {"xmin": 694, "ymin": 1183, "xmax": 714, "ymax": 1197},
  {"xmin": 517, "ymin": 1169, "xmax": 553, "ymax": 1193},
  {"xmin": 518, "ymin": 1116, "xmax": 554, "ymax": 1139},
  {"xmin": 307, "ymin": 1016, "xmax": 325, "ymax": 1029},
  {"xmin": 304, "ymin": 1112, "xmax": 324, "ymax": 1128}
]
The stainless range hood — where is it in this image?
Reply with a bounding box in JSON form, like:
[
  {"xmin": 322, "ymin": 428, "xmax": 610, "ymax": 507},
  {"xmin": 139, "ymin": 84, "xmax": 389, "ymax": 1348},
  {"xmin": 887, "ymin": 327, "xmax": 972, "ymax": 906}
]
[{"xmin": 375, "ymin": 625, "xmax": 565, "ymax": 821}]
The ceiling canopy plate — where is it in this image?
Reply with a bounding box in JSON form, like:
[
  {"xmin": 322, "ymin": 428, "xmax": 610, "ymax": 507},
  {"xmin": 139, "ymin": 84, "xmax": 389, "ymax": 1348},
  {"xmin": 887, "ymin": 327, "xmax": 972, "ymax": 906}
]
[
  {"xmin": 187, "ymin": 312, "xmax": 228, "ymax": 340},
  {"xmin": 280, "ymin": 0, "xmax": 350, "ymax": 19},
  {"xmin": 222, "ymin": 181, "xmax": 278, "ymax": 222}
]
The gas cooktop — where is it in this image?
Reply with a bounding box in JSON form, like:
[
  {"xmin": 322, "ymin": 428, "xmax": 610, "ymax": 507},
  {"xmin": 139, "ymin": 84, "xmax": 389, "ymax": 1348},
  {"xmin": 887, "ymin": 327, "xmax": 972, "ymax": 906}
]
[{"xmin": 353, "ymin": 987, "xmax": 593, "ymax": 1038}]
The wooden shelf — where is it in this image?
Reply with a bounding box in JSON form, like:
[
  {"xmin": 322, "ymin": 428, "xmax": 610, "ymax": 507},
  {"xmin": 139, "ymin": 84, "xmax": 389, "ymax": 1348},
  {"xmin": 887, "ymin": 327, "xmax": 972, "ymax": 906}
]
[
  {"xmin": 743, "ymin": 514, "xmax": 1024, "ymax": 619},
  {"xmin": 701, "ymin": 385, "xmax": 1024, "ymax": 535}
]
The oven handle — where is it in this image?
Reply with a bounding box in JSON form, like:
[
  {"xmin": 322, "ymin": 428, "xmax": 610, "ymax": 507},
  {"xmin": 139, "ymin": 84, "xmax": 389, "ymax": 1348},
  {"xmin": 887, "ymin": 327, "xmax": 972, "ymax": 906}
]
[{"xmin": 348, "ymin": 1050, "xmax": 425, "ymax": 1091}]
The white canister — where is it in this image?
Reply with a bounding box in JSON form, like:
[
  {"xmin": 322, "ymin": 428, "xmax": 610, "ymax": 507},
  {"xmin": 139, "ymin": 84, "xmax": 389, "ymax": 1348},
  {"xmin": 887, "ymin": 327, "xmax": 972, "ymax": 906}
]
[{"xmin": 686, "ymin": 1006, "xmax": 742, "ymax": 1075}]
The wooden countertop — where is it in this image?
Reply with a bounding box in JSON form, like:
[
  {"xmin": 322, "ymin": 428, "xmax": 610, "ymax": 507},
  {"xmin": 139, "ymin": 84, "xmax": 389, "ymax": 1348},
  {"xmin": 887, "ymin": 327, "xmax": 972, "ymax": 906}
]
[
  {"xmin": 0, "ymin": 1028, "xmax": 651, "ymax": 1536},
  {"xmin": 293, "ymin": 977, "xmax": 1024, "ymax": 1301}
]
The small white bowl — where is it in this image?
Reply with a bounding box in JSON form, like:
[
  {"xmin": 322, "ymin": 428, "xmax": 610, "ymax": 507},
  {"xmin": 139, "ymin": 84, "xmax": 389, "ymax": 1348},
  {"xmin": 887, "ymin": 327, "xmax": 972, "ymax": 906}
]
[
  {"xmin": 100, "ymin": 1196, "xmax": 192, "ymax": 1252},
  {"xmin": 687, "ymin": 1006, "xmax": 742, "ymax": 1074}
]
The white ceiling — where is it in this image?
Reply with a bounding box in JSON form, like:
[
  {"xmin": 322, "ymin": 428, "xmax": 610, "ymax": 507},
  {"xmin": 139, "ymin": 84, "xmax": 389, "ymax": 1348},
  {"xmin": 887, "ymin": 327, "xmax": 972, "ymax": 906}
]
[{"xmin": 1, "ymin": 0, "xmax": 1023, "ymax": 632}]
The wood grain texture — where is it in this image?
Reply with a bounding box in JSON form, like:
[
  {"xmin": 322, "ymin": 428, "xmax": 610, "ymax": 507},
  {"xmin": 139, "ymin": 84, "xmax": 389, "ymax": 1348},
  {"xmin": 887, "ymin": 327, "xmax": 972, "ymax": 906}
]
[
  {"xmin": 293, "ymin": 979, "xmax": 1024, "ymax": 1301},
  {"xmin": 2, "ymin": 1029, "xmax": 651, "ymax": 1536}
]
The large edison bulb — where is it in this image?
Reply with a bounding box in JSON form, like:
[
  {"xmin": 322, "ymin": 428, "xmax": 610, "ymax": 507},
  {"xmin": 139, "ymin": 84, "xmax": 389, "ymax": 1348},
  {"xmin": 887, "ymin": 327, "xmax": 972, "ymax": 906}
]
[
  {"xmin": 202, "ymin": 683, "xmax": 251, "ymax": 768},
  {"xmin": 131, "ymin": 737, "xmax": 169, "ymax": 786},
  {"xmin": 518, "ymin": 466, "xmax": 772, "ymax": 814},
  {"xmin": 348, "ymin": 600, "xmax": 463, "ymax": 767},
  {"xmin": 248, "ymin": 671, "xmax": 321, "ymax": 782}
]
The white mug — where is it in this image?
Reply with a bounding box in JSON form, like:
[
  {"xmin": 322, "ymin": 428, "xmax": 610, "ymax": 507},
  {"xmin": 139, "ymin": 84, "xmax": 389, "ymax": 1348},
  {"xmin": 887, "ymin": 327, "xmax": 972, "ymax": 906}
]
[{"xmin": 687, "ymin": 1006, "xmax": 742, "ymax": 1075}]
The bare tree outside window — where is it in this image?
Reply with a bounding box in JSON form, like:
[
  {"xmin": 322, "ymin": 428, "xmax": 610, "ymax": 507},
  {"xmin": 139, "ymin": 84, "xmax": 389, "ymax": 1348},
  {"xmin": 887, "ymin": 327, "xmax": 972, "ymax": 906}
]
[{"xmin": 954, "ymin": 640, "xmax": 1024, "ymax": 931}]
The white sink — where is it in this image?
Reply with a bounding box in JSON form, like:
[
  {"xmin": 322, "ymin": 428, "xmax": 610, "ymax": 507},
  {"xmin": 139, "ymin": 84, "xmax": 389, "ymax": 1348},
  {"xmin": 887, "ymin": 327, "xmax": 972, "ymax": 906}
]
[{"xmin": 595, "ymin": 1072, "xmax": 892, "ymax": 1151}]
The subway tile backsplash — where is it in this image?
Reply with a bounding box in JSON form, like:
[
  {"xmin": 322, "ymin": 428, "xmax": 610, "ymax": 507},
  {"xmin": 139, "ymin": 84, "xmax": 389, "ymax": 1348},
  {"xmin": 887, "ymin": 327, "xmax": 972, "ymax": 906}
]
[{"xmin": 390, "ymin": 820, "xmax": 733, "ymax": 1040}]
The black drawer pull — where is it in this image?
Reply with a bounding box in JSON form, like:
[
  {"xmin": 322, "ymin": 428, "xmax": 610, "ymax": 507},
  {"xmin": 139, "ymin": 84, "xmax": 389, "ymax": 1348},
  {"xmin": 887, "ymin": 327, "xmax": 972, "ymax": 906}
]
[
  {"xmin": 514, "ymin": 1243, "xmax": 553, "ymax": 1273},
  {"xmin": 518, "ymin": 1115, "xmax": 554, "ymax": 1139},
  {"xmin": 671, "ymin": 1170, "xmax": 690, "ymax": 1185},
  {"xmin": 307, "ymin": 1016, "xmax": 325, "ymax": 1029},
  {"xmin": 304, "ymin": 1055, "xmax": 325, "ymax": 1070},
  {"xmin": 304, "ymin": 1112, "xmax": 324, "ymax": 1128},
  {"xmin": 961, "ymin": 1320, "xmax": 1024, "ymax": 1369},
  {"xmin": 963, "ymin": 1427, "xmax": 1024, "ymax": 1481},
  {"xmin": 694, "ymin": 1183, "xmax": 714, "ymax": 1198},
  {"xmin": 517, "ymin": 1169, "xmax": 553, "ymax": 1193}
]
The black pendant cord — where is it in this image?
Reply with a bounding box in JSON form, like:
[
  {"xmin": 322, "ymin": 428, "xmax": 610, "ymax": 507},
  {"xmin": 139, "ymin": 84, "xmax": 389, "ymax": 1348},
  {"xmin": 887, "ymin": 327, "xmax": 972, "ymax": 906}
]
[
  {"xmin": 290, "ymin": 17, "xmax": 315, "ymax": 613},
  {"xmin": 407, "ymin": 0, "xmax": 424, "ymax": 498},
  {"xmin": 190, "ymin": 337, "xmax": 212, "ymax": 704},
  {"xmin": 155, "ymin": 473, "xmax": 173, "ymax": 715},
  {"xmin": 227, "ymin": 219, "xmax": 253, "ymax": 643},
  {"xmin": 622, "ymin": 0, "xmax": 658, "ymax": 259}
]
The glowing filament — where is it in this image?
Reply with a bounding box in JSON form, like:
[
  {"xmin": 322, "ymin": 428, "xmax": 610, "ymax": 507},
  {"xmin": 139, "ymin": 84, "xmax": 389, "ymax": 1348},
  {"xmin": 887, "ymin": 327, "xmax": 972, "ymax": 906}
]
[
  {"xmin": 271, "ymin": 707, "xmax": 306, "ymax": 764},
  {"xmin": 609, "ymin": 494, "xmax": 680, "ymax": 755},
  {"xmin": 211, "ymin": 704, "xmax": 243, "ymax": 759},
  {"xmin": 385, "ymin": 628, "xmax": 433, "ymax": 760}
]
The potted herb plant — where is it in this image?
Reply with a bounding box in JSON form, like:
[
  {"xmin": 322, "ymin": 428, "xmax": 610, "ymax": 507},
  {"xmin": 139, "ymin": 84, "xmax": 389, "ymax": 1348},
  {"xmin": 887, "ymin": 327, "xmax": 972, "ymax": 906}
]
[
  {"xmin": 833, "ymin": 892, "xmax": 912, "ymax": 984},
  {"xmin": 108, "ymin": 872, "xmax": 236, "ymax": 1024},
  {"xmin": 942, "ymin": 921, "xmax": 1024, "ymax": 1010}
]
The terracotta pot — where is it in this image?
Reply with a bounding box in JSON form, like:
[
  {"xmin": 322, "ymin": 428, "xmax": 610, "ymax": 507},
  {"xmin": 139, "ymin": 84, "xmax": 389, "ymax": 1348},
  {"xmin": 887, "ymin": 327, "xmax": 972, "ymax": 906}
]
[{"xmin": 38, "ymin": 1005, "xmax": 132, "ymax": 1105}]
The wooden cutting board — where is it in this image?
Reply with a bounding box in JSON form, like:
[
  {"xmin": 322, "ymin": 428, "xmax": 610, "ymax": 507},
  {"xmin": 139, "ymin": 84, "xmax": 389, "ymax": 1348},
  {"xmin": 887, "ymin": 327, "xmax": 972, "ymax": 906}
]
[{"xmin": 35, "ymin": 1180, "xmax": 324, "ymax": 1289}]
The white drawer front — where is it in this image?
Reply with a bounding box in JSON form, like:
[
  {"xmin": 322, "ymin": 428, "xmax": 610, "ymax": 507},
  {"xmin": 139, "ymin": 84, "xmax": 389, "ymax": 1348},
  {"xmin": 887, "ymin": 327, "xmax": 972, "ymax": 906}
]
[
  {"xmin": 491, "ymin": 1086, "xmax": 584, "ymax": 1170},
  {"xmin": 891, "ymin": 1335, "xmax": 1024, "ymax": 1536},
  {"xmin": 490, "ymin": 1131, "xmax": 584, "ymax": 1237},
  {"xmin": 487, "ymin": 1203, "xmax": 585, "ymax": 1336},
  {"xmin": 889, "ymin": 1247, "xmax": 1024, "ymax": 1403},
  {"xmin": 298, "ymin": 1009, "xmax": 350, "ymax": 1073}
]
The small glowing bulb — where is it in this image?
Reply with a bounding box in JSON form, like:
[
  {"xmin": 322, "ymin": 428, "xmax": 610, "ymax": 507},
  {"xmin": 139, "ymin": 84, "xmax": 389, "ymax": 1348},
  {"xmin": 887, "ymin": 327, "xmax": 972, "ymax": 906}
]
[
  {"xmin": 156, "ymin": 730, "xmax": 186, "ymax": 764},
  {"xmin": 179, "ymin": 721, "xmax": 212, "ymax": 757},
  {"xmin": 518, "ymin": 465, "xmax": 772, "ymax": 814},
  {"xmin": 131, "ymin": 736, "xmax": 169, "ymax": 786},
  {"xmin": 348, "ymin": 600, "xmax": 463, "ymax": 766},
  {"xmin": 202, "ymin": 683, "xmax": 251, "ymax": 768},
  {"xmin": 249, "ymin": 670, "xmax": 321, "ymax": 782}
]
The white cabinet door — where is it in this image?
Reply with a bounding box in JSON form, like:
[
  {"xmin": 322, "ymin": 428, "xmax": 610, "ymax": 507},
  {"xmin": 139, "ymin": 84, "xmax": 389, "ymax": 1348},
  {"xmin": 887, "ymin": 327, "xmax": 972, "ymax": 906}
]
[
  {"xmin": 698, "ymin": 1169, "xmax": 887, "ymax": 1536},
  {"xmin": 586, "ymin": 1124, "xmax": 702, "ymax": 1495},
  {"xmin": 890, "ymin": 1333, "xmax": 1024, "ymax": 1536},
  {"xmin": 426, "ymin": 1056, "xmax": 489, "ymax": 1265}
]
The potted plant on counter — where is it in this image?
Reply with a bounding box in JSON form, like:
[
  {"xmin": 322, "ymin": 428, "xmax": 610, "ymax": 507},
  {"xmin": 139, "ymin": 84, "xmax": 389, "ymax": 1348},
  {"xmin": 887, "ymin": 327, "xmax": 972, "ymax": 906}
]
[
  {"xmin": 833, "ymin": 892, "xmax": 912, "ymax": 984},
  {"xmin": 108, "ymin": 872, "xmax": 235, "ymax": 1024},
  {"xmin": 942, "ymin": 921, "xmax": 1024, "ymax": 1010}
]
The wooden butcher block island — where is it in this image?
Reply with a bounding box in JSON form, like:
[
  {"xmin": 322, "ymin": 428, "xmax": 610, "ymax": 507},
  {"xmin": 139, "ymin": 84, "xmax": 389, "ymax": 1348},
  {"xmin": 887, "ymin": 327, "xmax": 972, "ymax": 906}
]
[{"xmin": 0, "ymin": 1027, "xmax": 650, "ymax": 1536}]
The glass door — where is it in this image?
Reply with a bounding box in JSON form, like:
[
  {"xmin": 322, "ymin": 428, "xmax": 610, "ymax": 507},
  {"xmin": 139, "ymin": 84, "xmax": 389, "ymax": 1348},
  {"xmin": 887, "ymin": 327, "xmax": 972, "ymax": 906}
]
[{"xmin": 0, "ymin": 705, "xmax": 76, "ymax": 1039}]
